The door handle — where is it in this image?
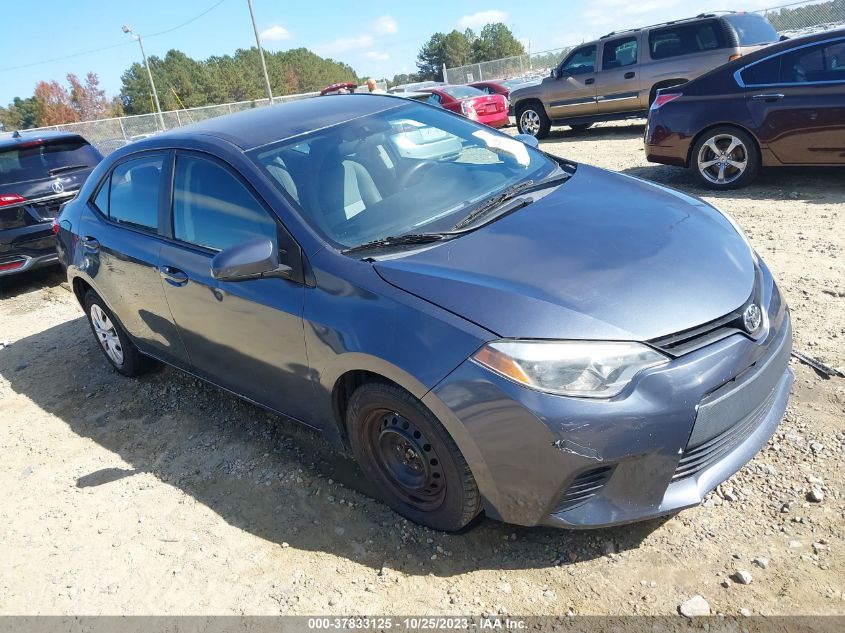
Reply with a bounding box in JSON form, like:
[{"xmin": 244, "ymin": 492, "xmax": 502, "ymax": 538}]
[
  {"xmin": 752, "ymin": 93, "xmax": 784, "ymax": 102},
  {"xmin": 624, "ymin": 71, "xmax": 635, "ymax": 79},
  {"xmin": 158, "ymin": 265, "xmax": 189, "ymax": 287},
  {"xmin": 79, "ymin": 236, "xmax": 99, "ymax": 251},
  {"xmin": 584, "ymin": 78, "xmax": 595, "ymax": 85}
]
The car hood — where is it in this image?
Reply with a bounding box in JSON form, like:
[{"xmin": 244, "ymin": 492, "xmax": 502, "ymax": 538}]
[{"xmin": 374, "ymin": 164, "xmax": 755, "ymax": 341}]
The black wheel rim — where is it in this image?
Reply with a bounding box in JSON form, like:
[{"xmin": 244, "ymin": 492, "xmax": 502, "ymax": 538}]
[{"xmin": 369, "ymin": 411, "xmax": 446, "ymax": 510}]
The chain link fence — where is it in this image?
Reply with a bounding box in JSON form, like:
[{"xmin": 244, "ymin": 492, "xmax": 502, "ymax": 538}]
[
  {"xmin": 445, "ymin": 0, "xmax": 845, "ymax": 85},
  {"xmin": 28, "ymin": 92, "xmax": 317, "ymax": 155}
]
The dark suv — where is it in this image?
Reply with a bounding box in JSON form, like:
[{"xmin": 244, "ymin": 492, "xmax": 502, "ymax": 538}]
[
  {"xmin": 511, "ymin": 12, "xmax": 780, "ymax": 138},
  {"xmin": 0, "ymin": 130, "xmax": 102, "ymax": 277}
]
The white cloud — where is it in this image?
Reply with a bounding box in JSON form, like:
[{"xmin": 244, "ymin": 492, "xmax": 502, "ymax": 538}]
[
  {"xmin": 373, "ymin": 15, "xmax": 398, "ymax": 35},
  {"xmin": 458, "ymin": 10, "xmax": 508, "ymax": 30},
  {"xmin": 318, "ymin": 35, "xmax": 374, "ymax": 55},
  {"xmin": 259, "ymin": 25, "xmax": 291, "ymax": 42},
  {"xmin": 364, "ymin": 50, "xmax": 390, "ymax": 61}
]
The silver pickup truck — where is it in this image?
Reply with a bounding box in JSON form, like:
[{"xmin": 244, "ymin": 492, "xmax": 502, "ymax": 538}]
[{"xmin": 511, "ymin": 12, "xmax": 779, "ymax": 138}]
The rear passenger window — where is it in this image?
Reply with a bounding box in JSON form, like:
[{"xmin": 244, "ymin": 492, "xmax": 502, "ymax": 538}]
[
  {"xmin": 742, "ymin": 40, "xmax": 845, "ymax": 85},
  {"xmin": 172, "ymin": 155, "xmax": 277, "ymax": 252},
  {"xmin": 603, "ymin": 37, "xmax": 638, "ymax": 70},
  {"xmin": 108, "ymin": 155, "xmax": 163, "ymax": 231},
  {"xmin": 649, "ymin": 21, "xmax": 727, "ymax": 60}
]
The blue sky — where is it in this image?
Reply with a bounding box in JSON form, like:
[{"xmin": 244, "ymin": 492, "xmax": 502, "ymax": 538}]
[{"xmin": 0, "ymin": 0, "xmax": 779, "ymax": 104}]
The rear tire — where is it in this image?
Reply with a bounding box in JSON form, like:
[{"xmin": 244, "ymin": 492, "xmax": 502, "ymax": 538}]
[
  {"xmin": 516, "ymin": 103, "xmax": 551, "ymax": 139},
  {"xmin": 690, "ymin": 126, "xmax": 760, "ymax": 190},
  {"xmin": 83, "ymin": 290, "xmax": 153, "ymax": 377},
  {"xmin": 347, "ymin": 382, "xmax": 482, "ymax": 532}
]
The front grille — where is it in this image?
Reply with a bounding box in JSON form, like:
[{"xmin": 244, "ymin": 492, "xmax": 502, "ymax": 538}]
[
  {"xmin": 555, "ymin": 466, "xmax": 614, "ymax": 512},
  {"xmin": 673, "ymin": 326, "xmax": 791, "ymax": 481},
  {"xmin": 649, "ymin": 310, "xmax": 745, "ymax": 357}
]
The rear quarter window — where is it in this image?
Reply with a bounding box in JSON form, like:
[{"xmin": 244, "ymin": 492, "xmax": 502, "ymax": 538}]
[
  {"xmin": 107, "ymin": 155, "xmax": 163, "ymax": 231},
  {"xmin": 649, "ymin": 21, "xmax": 727, "ymax": 60}
]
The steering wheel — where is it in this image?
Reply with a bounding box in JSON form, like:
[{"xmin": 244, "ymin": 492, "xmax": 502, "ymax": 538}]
[{"xmin": 399, "ymin": 160, "xmax": 438, "ymax": 189}]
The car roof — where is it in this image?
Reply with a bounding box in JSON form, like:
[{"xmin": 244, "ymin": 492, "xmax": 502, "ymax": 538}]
[
  {"xmin": 0, "ymin": 129, "xmax": 87, "ymax": 149},
  {"xmin": 138, "ymin": 94, "xmax": 409, "ymax": 152}
]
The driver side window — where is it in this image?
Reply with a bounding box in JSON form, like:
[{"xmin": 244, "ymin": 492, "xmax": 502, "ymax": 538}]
[{"xmin": 561, "ymin": 45, "xmax": 596, "ymax": 76}]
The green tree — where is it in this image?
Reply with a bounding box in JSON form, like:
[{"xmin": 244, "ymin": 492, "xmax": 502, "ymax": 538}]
[
  {"xmin": 0, "ymin": 96, "xmax": 39, "ymax": 130},
  {"xmin": 471, "ymin": 23, "xmax": 525, "ymax": 63},
  {"xmin": 417, "ymin": 30, "xmax": 473, "ymax": 79}
]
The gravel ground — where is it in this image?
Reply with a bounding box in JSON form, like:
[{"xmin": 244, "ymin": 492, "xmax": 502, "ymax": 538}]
[{"xmin": 0, "ymin": 121, "xmax": 843, "ymax": 617}]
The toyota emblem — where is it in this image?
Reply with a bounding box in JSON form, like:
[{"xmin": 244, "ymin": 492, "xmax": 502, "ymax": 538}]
[
  {"xmin": 743, "ymin": 303, "xmax": 762, "ymax": 334},
  {"xmin": 51, "ymin": 180, "xmax": 64, "ymax": 194}
]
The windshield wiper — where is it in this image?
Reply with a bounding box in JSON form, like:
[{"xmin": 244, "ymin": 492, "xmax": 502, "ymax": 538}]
[
  {"xmin": 451, "ymin": 172, "xmax": 571, "ymax": 231},
  {"xmin": 342, "ymin": 232, "xmax": 447, "ymax": 255},
  {"xmin": 47, "ymin": 164, "xmax": 89, "ymax": 176}
]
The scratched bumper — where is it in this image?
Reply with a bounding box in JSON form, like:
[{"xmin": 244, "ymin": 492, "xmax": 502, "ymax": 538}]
[{"xmin": 424, "ymin": 276, "xmax": 792, "ymax": 528}]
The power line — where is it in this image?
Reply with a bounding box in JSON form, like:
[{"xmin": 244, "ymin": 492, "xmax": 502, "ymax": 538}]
[{"xmin": 0, "ymin": 0, "xmax": 229, "ymax": 73}]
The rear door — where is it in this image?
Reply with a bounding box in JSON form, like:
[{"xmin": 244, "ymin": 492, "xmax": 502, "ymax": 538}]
[
  {"xmin": 741, "ymin": 36, "xmax": 845, "ymax": 165},
  {"xmin": 157, "ymin": 151, "xmax": 314, "ymax": 422},
  {"xmin": 82, "ymin": 151, "xmax": 189, "ymax": 368},
  {"xmin": 594, "ymin": 35, "xmax": 643, "ymax": 114},
  {"xmin": 545, "ymin": 45, "xmax": 598, "ymax": 119}
]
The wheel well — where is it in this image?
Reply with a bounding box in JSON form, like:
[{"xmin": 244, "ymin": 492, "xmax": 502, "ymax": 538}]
[
  {"xmin": 685, "ymin": 123, "xmax": 761, "ymax": 168},
  {"xmin": 331, "ymin": 370, "xmax": 400, "ymax": 448},
  {"xmin": 71, "ymin": 277, "xmax": 92, "ymax": 307},
  {"xmin": 515, "ymin": 98, "xmax": 544, "ymax": 116}
]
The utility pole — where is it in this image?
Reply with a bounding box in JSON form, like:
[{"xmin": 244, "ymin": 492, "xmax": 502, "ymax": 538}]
[
  {"xmin": 246, "ymin": 0, "xmax": 274, "ymax": 103},
  {"xmin": 122, "ymin": 25, "xmax": 166, "ymax": 130}
]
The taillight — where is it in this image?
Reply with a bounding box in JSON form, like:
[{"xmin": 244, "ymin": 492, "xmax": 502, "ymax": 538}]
[
  {"xmin": 461, "ymin": 100, "xmax": 478, "ymax": 118},
  {"xmin": 0, "ymin": 194, "xmax": 25, "ymax": 207},
  {"xmin": 0, "ymin": 258, "xmax": 26, "ymax": 272},
  {"xmin": 651, "ymin": 92, "xmax": 683, "ymax": 110},
  {"xmin": 52, "ymin": 216, "xmax": 60, "ymax": 235}
]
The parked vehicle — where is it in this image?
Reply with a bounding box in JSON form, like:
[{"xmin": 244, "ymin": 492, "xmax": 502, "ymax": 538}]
[
  {"xmin": 470, "ymin": 79, "xmax": 541, "ymax": 115},
  {"xmin": 320, "ymin": 82, "xmax": 358, "ymax": 96},
  {"xmin": 420, "ymin": 85, "xmax": 509, "ymax": 128},
  {"xmin": 511, "ymin": 12, "xmax": 780, "ymax": 138},
  {"xmin": 646, "ymin": 29, "xmax": 845, "ymax": 189},
  {"xmin": 1, "ymin": 130, "xmax": 102, "ymax": 277},
  {"xmin": 387, "ymin": 81, "xmax": 444, "ymax": 94},
  {"xmin": 57, "ymin": 94, "xmax": 792, "ymax": 531}
]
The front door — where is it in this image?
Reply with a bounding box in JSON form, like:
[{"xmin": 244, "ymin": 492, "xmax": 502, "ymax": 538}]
[
  {"xmin": 595, "ymin": 36, "xmax": 643, "ymax": 114},
  {"xmin": 157, "ymin": 152, "xmax": 315, "ymax": 423},
  {"xmin": 546, "ymin": 44, "xmax": 598, "ymax": 120},
  {"xmin": 743, "ymin": 37, "xmax": 845, "ymax": 164}
]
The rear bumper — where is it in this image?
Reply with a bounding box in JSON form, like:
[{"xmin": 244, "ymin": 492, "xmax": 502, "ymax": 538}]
[
  {"xmin": 0, "ymin": 223, "xmax": 58, "ymax": 277},
  {"xmin": 644, "ymin": 114, "xmax": 693, "ymax": 167},
  {"xmin": 425, "ymin": 271, "xmax": 792, "ymax": 528},
  {"xmin": 477, "ymin": 112, "xmax": 510, "ymax": 129}
]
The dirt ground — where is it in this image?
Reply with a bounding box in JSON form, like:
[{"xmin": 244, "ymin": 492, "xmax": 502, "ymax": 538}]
[{"xmin": 0, "ymin": 121, "xmax": 843, "ymax": 617}]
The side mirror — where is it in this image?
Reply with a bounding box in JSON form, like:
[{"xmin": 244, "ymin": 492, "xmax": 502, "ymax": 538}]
[
  {"xmin": 514, "ymin": 134, "xmax": 539, "ymax": 149},
  {"xmin": 210, "ymin": 237, "xmax": 292, "ymax": 282}
]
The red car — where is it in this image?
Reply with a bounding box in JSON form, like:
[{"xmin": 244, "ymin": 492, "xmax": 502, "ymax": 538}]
[
  {"xmin": 320, "ymin": 82, "xmax": 357, "ymax": 96},
  {"xmin": 420, "ymin": 85, "xmax": 509, "ymax": 128}
]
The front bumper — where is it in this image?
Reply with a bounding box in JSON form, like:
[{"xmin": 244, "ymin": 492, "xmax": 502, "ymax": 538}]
[
  {"xmin": 424, "ymin": 275, "xmax": 792, "ymax": 528},
  {"xmin": 0, "ymin": 223, "xmax": 58, "ymax": 277}
]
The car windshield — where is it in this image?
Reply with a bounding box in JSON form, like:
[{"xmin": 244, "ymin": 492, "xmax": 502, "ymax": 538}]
[
  {"xmin": 724, "ymin": 14, "xmax": 779, "ymax": 46},
  {"xmin": 250, "ymin": 102, "xmax": 560, "ymax": 250},
  {"xmin": 441, "ymin": 85, "xmax": 485, "ymax": 100},
  {"xmin": 0, "ymin": 137, "xmax": 100, "ymax": 186}
]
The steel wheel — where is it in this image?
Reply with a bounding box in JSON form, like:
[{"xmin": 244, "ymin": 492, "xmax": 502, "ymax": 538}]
[
  {"xmin": 519, "ymin": 109, "xmax": 541, "ymax": 136},
  {"xmin": 90, "ymin": 303, "xmax": 124, "ymax": 366},
  {"xmin": 371, "ymin": 410, "xmax": 446, "ymax": 510},
  {"xmin": 696, "ymin": 134, "xmax": 748, "ymax": 185}
]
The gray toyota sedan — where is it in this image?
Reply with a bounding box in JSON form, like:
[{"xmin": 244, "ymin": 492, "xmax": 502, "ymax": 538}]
[{"xmin": 56, "ymin": 94, "xmax": 792, "ymax": 531}]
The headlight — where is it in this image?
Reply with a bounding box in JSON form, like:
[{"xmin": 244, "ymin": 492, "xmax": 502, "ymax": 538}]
[{"xmin": 471, "ymin": 340, "xmax": 668, "ymax": 398}]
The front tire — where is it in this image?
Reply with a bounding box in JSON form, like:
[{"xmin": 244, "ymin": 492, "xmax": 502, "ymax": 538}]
[
  {"xmin": 690, "ymin": 126, "xmax": 760, "ymax": 190},
  {"xmin": 516, "ymin": 103, "xmax": 551, "ymax": 139},
  {"xmin": 347, "ymin": 382, "xmax": 482, "ymax": 532},
  {"xmin": 83, "ymin": 290, "xmax": 152, "ymax": 377}
]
